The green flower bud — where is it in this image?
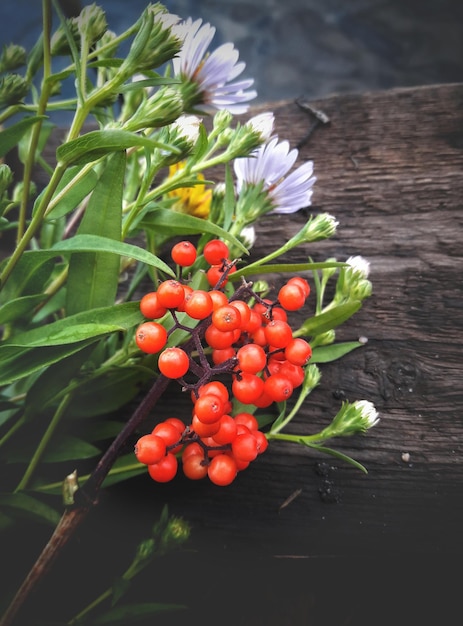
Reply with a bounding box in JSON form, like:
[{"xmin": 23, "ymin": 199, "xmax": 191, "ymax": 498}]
[
  {"xmin": 322, "ymin": 400, "xmax": 379, "ymax": 439},
  {"xmin": 119, "ymin": 7, "xmax": 182, "ymax": 78},
  {"xmin": 0, "ymin": 164, "xmax": 14, "ymax": 196},
  {"xmin": 302, "ymin": 363, "xmax": 322, "ymax": 392},
  {"xmin": 123, "ymin": 87, "xmax": 183, "ymax": 132},
  {"xmin": 50, "ymin": 19, "xmax": 79, "ymax": 56},
  {"xmin": 161, "ymin": 516, "xmax": 190, "ymax": 549},
  {"xmin": 0, "ymin": 74, "xmax": 29, "ymax": 107},
  {"xmin": 311, "ymin": 329, "xmax": 336, "ymax": 347},
  {"xmin": 0, "ymin": 44, "xmax": 27, "ymax": 72},
  {"xmin": 76, "ymin": 4, "xmax": 107, "ymax": 46},
  {"xmin": 251, "ymin": 279, "xmax": 270, "ymax": 299},
  {"xmin": 300, "ymin": 212, "xmax": 338, "ymax": 242}
]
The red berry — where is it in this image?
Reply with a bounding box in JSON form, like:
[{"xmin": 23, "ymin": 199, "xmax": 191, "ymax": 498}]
[
  {"xmin": 212, "ymin": 414, "xmax": 238, "ymax": 445},
  {"xmin": 171, "ymin": 240, "xmax": 197, "ymax": 267},
  {"xmin": 156, "ymin": 279, "xmax": 185, "ymax": 309},
  {"xmin": 236, "ymin": 343, "xmax": 267, "ymax": 374},
  {"xmin": 203, "ymin": 239, "xmax": 230, "ymax": 265},
  {"xmin": 231, "ymin": 432, "xmax": 258, "ymax": 462},
  {"xmin": 287, "ymin": 276, "xmax": 310, "ymax": 298},
  {"xmin": 134, "ymin": 434, "xmax": 166, "ymax": 465},
  {"xmin": 158, "ymin": 347, "xmax": 190, "ymax": 378},
  {"xmin": 183, "ymin": 289, "xmax": 214, "ymax": 319},
  {"xmin": 191, "ymin": 414, "xmax": 221, "ymax": 437},
  {"xmin": 135, "ymin": 321, "xmax": 168, "ymax": 354},
  {"xmin": 284, "ymin": 338, "xmax": 312, "ymax": 366},
  {"xmin": 264, "ymin": 373, "xmax": 294, "ymax": 402},
  {"xmin": 263, "ymin": 319, "xmax": 293, "ymax": 348},
  {"xmin": 182, "ymin": 453, "xmax": 208, "ymax": 480},
  {"xmin": 278, "ymin": 283, "xmax": 306, "ymax": 311},
  {"xmin": 194, "ymin": 393, "xmax": 225, "ymax": 424},
  {"xmin": 139, "ymin": 292, "xmax": 168, "ymax": 319},
  {"xmin": 212, "ymin": 304, "xmax": 242, "ymax": 332},
  {"xmin": 232, "ymin": 373, "xmax": 265, "ymax": 404},
  {"xmin": 234, "ymin": 412, "xmax": 259, "ymax": 431},
  {"xmin": 207, "ymin": 454, "xmax": 237, "ymax": 486},
  {"xmin": 147, "ymin": 453, "xmax": 178, "ymax": 482}
]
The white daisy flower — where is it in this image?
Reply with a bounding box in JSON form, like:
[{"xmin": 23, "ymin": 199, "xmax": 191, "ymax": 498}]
[
  {"xmin": 234, "ymin": 136, "xmax": 316, "ymax": 213},
  {"xmin": 172, "ymin": 18, "xmax": 257, "ymax": 114}
]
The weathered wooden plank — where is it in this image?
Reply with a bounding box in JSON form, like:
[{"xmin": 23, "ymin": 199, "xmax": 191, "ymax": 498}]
[{"xmin": 145, "ymin": 83, "xmax": 463, "ymax": 559}]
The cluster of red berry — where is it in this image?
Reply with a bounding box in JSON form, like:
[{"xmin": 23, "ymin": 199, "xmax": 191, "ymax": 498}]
[{"xmin": 133, "ymin": 239, "xmax": 312, "ymax": 486}]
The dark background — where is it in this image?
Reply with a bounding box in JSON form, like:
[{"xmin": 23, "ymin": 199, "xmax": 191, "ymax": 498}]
[{"xmin": 2, "ymin": 0, "xmax": 462, "ymax": 103}]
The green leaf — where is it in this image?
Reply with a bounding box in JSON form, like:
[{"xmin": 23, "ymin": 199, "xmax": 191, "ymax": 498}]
[
  {"xmin": 37, "ymin": 164, "xmax": 98, "ymax": 220},
  {"xmin": 141, "ymin": 207, "xmax": 248, "ymax": 256},
  {"xmin": 302, "ymin": 442, "xmax": 368, "ymax": 473},
  {"xmin": 52, "ymin": 234, "xmax": 175, "ymax": 277},
  {"xmin": 0, "ymin": 340, "xmax": 98, "ymax": 386},
  {"xmin": 311, "ymin": 341, "xmax": 363, "ymax": 363},
  {"xmin": 67, "ymin": 367, "xmax": 153, "ymax": 418},
  {"xmin": 94, "ymin": 602, "xmax": 187, "ymax": 624},
  {"xmin": 24, "ymin": 345, "xmax": 98, "ymax": 414},
  {"xmin": 298, "ymin": 301, "xmax": 362, "ymax": 337},
  {"xmin": 232, "ymin": 261, "xmax": 345, "ymax": 280},
  {"xmin": 101, "ymin": 453, "xmax": 146, "ymax": 488},
  {"xmin": 0, "ymin": 116, "xmax": 47, "ymax": 158},
  {"xmin": 0, "ymin": 294, "xmax": 47, "ymax": 324},
  {"xmin": 2, "ymin": 301, "xmax": 142, "ymax": 348},
  {"xmin": 0, "ymin": 302, "xmax": 143, "ymax": 385},
  {"xmin": 66, "ymin": 152, "xmax": 125, "ymax": 315},
  {"xmin": 0, "ymin": 492, "xmax": 61, "ymax": 527},
  {"xmin": 56, "ymin": 130, "xmax": 160, "ymax": 166},
  {"xmin": 0, "ymin": 253, "xmax": 56, "ymax": 303},
  {"xmin": 3, "ymin": 435, "xmax": 100, "ymax": 463}
]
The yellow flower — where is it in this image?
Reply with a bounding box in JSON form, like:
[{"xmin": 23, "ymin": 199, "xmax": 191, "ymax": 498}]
[{"xmin": 167, "ymin": 162, "xmax": 212, "ymax": 218}]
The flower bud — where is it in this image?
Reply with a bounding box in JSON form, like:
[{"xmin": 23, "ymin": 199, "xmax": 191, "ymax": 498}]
[
  {"xmin": 301, "ymin": 213, "xmax": 339, "ymax": 242},
  {"xmin": 0, "ymin": 44, "xmax": 27, "ymax": 72},
  {"xmin": 302, "ymin": 363, "xmax": 321, "ymax": 392},
  {"xmin": 123, "ymin": 87, "xmax": 183, "ymax": 132},
  {"xmin": 119, "ymin": 8, "xmax": 182, "ymax": 78},
  {"xmin": 0, "ymin": 164, "xmax": 14, "ymax": 196},
  {"xmin": 0, "ymin": 74, "xmax": 29, "ymax": 107},
  {"xmin": 323, "ymin": 400, "xmax": 379, "ymax": 439},
  {"xmin": 76, "ymin": 4, "xmax": 107, "ymax": 46},
  {"xmin": 245, "ymin": 111, "xmax": 274, "ymax": 142}
]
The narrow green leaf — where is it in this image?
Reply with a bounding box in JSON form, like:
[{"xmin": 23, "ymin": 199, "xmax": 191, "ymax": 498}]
[
  {"xmin": 3, "ymin": 435, "xmax": 100, "ymax": 463},
  {"xmin": 141, "ymin": 207, "xmax": 248, "ymax": 256},
  {"xmin": 52, "ymin": 234, "xmax": 175, "ymax": 277},
  {"xmin": 0, "ymin": 294, "xmax": 47, "ymax": 324},
  {"xmin": 0, "ymin": 493, "xmax": 61, "ymax": 527},
  {"xmin": 2, "ymin": 301, "xmax": 142, "ymax": 348},
  {"xmin": 24, "ymin": 345, "xmax": 97, "ymax": 413},
  {"xmin": 66, "ymin": 152, "xmax": 125, "ymax": 315},
  {"xmin": 311, "ymin": 341, "xmax": 363, "ymax": 363},
  {"xmin": 56, "ymin": 130, "xmax": 159, "ymax": 166},
  {"xmin": 100, "ymin": 454, "xmax": 147, "ymax": 488},
  {"xmin": 0, "ymin": 116, "xmax": 47, "ymax": 158},
  {"xmin": 94, "ymin": 602, "xmax": 187, "ymax": 624},
  {"xmin": 233, "ymin": 261, "xmax": 345, "ymax": 280},
  {"xmin": 0, "ymin": 340, "xmax": 98, "ymax": 386},
  {"xmin": 0, "ymin": 254, "xmax": 56, "ymax": 303},
  {"xmin": 67, "ymin": 367, "xmax": 153, "ymax": 418},
  {"xmin": 0, "ymin": 302, "xmax": 142, "ymax": 385},
  {"xmin": 298, "ymin": 302, "xmax": 362, "ymax": 336},
  {"xmin": 302, "ymin": 442, "xmax": 368, "ymax": 473},
  {"xmin": 37, "ymin": 164, "xmax": 98, "ymax": 220}
]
